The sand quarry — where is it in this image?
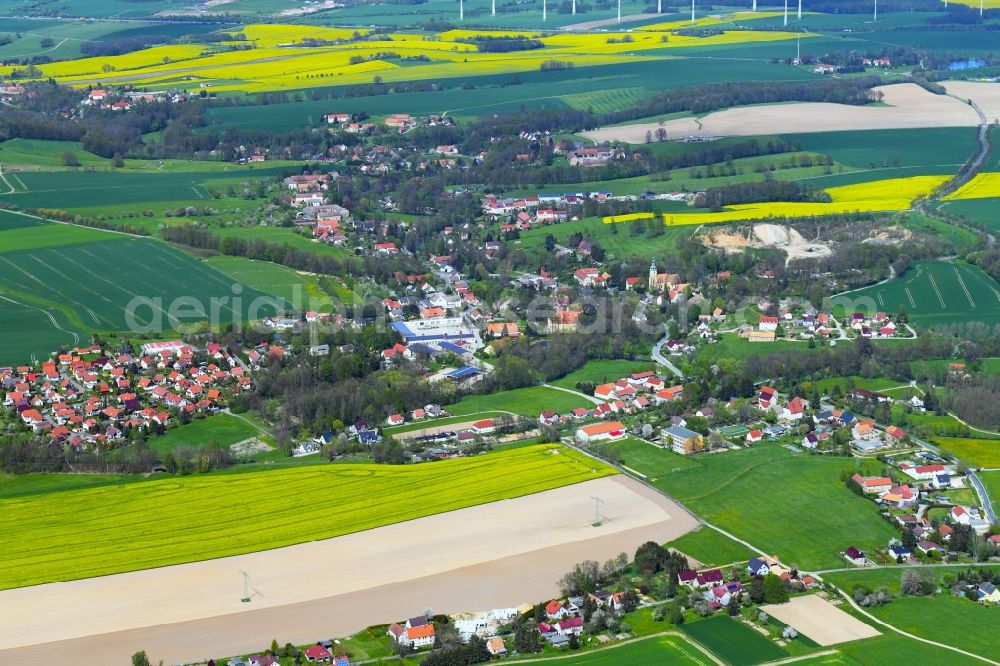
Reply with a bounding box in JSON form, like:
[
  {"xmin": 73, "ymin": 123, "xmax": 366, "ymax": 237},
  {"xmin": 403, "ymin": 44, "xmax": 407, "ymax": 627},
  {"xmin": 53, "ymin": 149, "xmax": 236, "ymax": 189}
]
[
  {"xmin": 0, "ymin": 475, "xmax": 697, "ymax": 666},
  {"xmin": 701, "ymin": 223, "xmax": 832, "ymax": 263},
  {"xmin": 761, "ymin": 595, "xmax": 881, "ymax": 646},
  {"xmin": 582, "ymin": 82, "xmax": 994, "ymax": 143}
]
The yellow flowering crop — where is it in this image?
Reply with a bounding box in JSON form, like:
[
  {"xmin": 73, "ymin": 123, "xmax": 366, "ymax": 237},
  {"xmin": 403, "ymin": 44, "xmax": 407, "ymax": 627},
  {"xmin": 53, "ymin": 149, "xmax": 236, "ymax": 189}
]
[
  {"xmin": 0, "ymin": 444, "xmax": 614, "ymax": 589},
  {"xmin": 943, "ymin": 173, "xmax": 1000, "ymax": 200}
]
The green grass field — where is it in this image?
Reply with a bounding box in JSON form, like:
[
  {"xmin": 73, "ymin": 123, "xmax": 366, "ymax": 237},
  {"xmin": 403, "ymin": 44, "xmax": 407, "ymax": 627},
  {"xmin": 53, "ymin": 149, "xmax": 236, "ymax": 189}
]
[
  {"xmin": 0, "ymin": 444, "xmax": 614, "ymax": 589},
  {"xmin": 664, "ymin": 527, "xmax": 757, "ymax": 568},
  {"xmin": 384, "ymin": 411, "xmax": 511, "ymax": 436},
  {"xmin": 204, "ymin": 255, "xmax": 333, "ymax": 310},
  {"xmin": 680, "ymin": 616, "xmax": 787, "ymax": 666},
  {"xmin": 693, "ymin": 334, "xmax": 814, "ymax": 365},
  {"xmin": 550, "ymin": 359, "xmax": 656, "ymax": 390},
  {"xmin": 808, "ymin": 375, "xmax": 911, "ymax": 396},
  {"xmin": 645, "ymin": 446, "xmax": 896, "ymax": 570},
  {"xmin": 558, "ymin": 633, "xmax": 710, "ymax": 665},
  {"xmin": 146, "ymin": 414, "xmax": 261, "ymax": 454},
  {"xmin": 520, "ymin": 215, "xmax": 693, "ymax": 260},
  {"xmin": 832, "ymin": 260, "xmax": 1000, "ymax": 326},
  {"xmin": 0, "ymin": 223, "xmax": 284, "ymax": 365},
  {"xmin": 791, "ymin": 128, "xmax": 977, "ymax": 172},
  {"xmin": 935, "ymin": 437, "xmax": 1000, "ymax": 468},
  {"xmin": 593, "ymin": 437, "xmax": 702, "ymax": 476},
  {"xmin": 853, "ymin": 595, "xmax": 1000, "ymax": 657},
  {"xmin": 446, "ymin": 385, "xmax": 594, "ymax": 417},
  {"xmin": 838, "ymin": 633, "xmax": 983, "ymax": 665},
  {"xmin": 937, "ymin": 197, "xmax": 1000, "ymax": 233}
]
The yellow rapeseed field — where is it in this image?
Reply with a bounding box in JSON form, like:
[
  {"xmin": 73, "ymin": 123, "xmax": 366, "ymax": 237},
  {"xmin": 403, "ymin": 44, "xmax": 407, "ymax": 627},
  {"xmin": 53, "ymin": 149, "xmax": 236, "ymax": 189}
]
[
  {"xmin": 5, "ymin": 18, "xmax": 806, "ymax": 94},
  {"xmin": 601, "ymin": 176, "xmax": 947, "ymax": 227},
  {"xmin": 0, "ymin": 444, "xmax": 614, "ymax": 589},
  {"xmin": 603, "ymin": 212, "xmax": 657, "ymax": 223},
  {"xmin": 943, "ymin": 173, "xmax": 1000, "ymax": 200},
  {"xmin": 0, "ymin": 44, "xmax": 207, "ymax": 79}
]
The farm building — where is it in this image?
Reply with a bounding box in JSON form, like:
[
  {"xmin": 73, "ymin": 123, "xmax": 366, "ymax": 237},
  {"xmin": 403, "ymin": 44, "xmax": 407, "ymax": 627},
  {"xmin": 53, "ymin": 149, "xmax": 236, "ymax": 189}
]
[{"xmin": 575, "ymin": 421, "xmax": 627, "ymax": 444}]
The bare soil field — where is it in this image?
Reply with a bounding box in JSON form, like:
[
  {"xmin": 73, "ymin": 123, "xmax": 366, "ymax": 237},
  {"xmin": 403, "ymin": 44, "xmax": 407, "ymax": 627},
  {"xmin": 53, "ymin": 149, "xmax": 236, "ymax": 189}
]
[
  {"xmin": 761, "ymin": 594, "xmax": 881, "ymax": 646},
  {"xmin": 0, "ymin": 476, "xmax": 696, "ymax": 666},
  {"xmin": 582, "ymin": 84, "xmax": 980, "ymax": 143},
  {"xmin": 942, "ymin": 80, "xmax": 1000, "ymax": 124}
]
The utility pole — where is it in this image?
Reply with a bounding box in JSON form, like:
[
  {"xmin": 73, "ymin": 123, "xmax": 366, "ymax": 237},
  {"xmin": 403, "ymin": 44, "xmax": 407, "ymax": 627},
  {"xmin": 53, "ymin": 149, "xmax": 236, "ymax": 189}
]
[
  {"xmin": 240, "ymin": 570, "xmax": 251, "ymax": 603},
  {"xmin": 590, "ymin": 495, "xmax": 605, "ymax": 526}
]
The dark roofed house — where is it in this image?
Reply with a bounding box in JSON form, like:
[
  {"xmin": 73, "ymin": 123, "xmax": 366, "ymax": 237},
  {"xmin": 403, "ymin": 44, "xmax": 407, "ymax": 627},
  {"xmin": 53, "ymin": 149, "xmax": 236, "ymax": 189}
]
[
  {"xmin": 844, "ymin": 546, "xmax": 866, "ymax": 564},
  {"xmin": 697, "ymin": 569, "xmax": 724, "ymax": 587},
  {"xmin": 747, "ymin": 557, "xmax": 769, "ymax": 576}
]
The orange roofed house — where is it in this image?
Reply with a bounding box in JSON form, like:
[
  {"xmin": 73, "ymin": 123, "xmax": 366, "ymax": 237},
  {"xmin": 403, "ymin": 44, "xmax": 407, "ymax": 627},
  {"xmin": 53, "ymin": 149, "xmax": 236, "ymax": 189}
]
[{"xmin": 575, "ymin": 420, "xmax": 626, "ymax": 444}]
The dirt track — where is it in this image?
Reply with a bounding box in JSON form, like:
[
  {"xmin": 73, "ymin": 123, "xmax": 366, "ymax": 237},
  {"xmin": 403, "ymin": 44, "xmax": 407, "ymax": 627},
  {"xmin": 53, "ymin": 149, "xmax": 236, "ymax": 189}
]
[
  {"xmin": 0, "ymin": 475, "xmax": 696, "ymax": 666},
  {"xmin": 582, "ymin": 84, "xmax": 981, "ymax": 143}
]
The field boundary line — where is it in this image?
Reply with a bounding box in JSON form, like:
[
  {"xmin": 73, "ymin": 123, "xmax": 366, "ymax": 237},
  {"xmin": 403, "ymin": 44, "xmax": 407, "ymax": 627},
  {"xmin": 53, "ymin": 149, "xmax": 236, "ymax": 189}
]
[
  {"xmin": 510, "ymin": 631, "xmax": 722, "ymax": 666},
  {"xmin": 927, "ymin": 271, "xmax": 946, "ymax": 309},
  {"xmin": 760, "ymin": 649, "xmax": 839, "ymax": 666},
  {"xmin": 954, "ymin": 267, "xmax": 975, "ymax": 309},
  {"xmin": 836, "ymin": 588, "xmax": 1000, "ymax": 665},
  {"xmin": 0, "ymin": 292, "xmax": 80, "ymax": 347}
]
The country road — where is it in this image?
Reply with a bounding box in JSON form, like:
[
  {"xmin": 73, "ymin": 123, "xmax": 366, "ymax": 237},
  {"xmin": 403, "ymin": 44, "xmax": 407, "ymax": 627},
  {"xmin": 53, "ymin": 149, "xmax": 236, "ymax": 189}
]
[{"xmin": 651, "ymin": 332, "xmax": 684, "ymax": 378}]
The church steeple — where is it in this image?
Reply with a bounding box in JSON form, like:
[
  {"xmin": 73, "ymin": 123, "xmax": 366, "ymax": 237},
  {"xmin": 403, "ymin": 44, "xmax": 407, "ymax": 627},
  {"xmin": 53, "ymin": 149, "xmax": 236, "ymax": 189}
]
[{"xmin": 649, "ymin": 259, "xmax": 657, "ymax": 291}]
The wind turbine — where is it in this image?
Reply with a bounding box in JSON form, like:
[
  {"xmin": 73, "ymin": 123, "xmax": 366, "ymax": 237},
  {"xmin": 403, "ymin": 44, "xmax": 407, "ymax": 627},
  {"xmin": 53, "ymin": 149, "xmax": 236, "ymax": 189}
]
[
  {"xmin": 543, "ymin": 0, "xmax": 547, "ymax": 21},
  {"xmin": 873, "ymin": 0, "xmax": 877, "ymax": 22},
  {"xmin": 783, "ymin": 0, "xmax": 788, "ymax": 26},
  {"xmin": 572, "ymin": 0, "xmax": 576, "ymax": 14},
  {"xmin": 658, "ymin": 0, "xmax": 662, "ymax": 13},
  {"xmin": 460, "ymin": 0, "xmax": 464, "ymax": 20},
  {"xmin": 752, "ymin": 0, "xmax": 757, "ymax": 12},
  {"xmin": 797, "ymin": 0, "xmax": 802, "ymax": 20},
  {"xmin": 492, "ymin": 0, "xmax": 496, "ymax": 16},
  {"xmin": 618, "ymin": 0, "xmax": 622, "ymax": 23},
  {"xmin": 691, "ymin": 0, "xmax": 696, "ymax": 24},
  {"xmin": 981, "ymin": 0, "xmax": 984, "ymax": 17}
]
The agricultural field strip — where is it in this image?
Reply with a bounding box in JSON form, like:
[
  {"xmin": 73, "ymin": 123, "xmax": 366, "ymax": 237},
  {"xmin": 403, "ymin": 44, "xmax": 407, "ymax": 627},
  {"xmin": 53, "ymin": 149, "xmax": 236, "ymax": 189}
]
[
  {"xmin": 2, "ymin": 23, "xmax": 810, "ymax": 93},
  {"xmin": 0, "ymin": 445, "xmax": 615, "ymax": 589},
  {"xmin": 603, "ymin": 176, "xmax": 948, "ymax": 227}
]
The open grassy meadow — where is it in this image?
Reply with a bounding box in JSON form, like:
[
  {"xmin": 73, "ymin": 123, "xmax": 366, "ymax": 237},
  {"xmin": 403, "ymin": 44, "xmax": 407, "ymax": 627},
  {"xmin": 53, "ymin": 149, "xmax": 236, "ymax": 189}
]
[
  {"xmin": 664, "ymin": 527, "xmax": 757, "ymax": 568},
  {"xmin": 833, "ymin": 260, "xmax": 1000, "ymax": 326},
  {"xmin": 446, "ymin": 385, "xmax": 594, "ymax": 417},
  {"xmin": 846, "ymin": 595, "xmax": 1000, "ymax": 657},
  {"xmin": 937, "ymin": 197, "xmax": 1000, "ymax": 233},
  {"xmin": 520, "ymin": 216, "xmax": 693, "ymax": 261},
  {"xmin": 550, "ymin": 359, "xmax": 656, "ymax": 390},
  {"xmin": 644, "ymin": 445, "xmax": 896, "ymax": 570},
  {"xmin": 204, "ymin": 256, "xmax": 333, "ymax": 310},
  {"xmin": 146, "ymin": 414, "xmax": 262, "ymax": 455},
  {"xmin": 0, "ymin": 216, "xmax": 286, "ymax": 364},
  {"xmin": 558, "ymin": 633, "xmax": 711, "ymax": 665},
  {"xmin": 935, "ymin": 437, "xmax": 1000, "ymax": 468},
  {"xmin": 679, "ymin": 616, "xmax": 787, "ymax": 666},
  {"xmin": 593, "ymin": 437, "xmax": 702, "ymax": 476},
  {"xmin": 0, "ymin": 444, "xmax": 614, "ymax": 589}
]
